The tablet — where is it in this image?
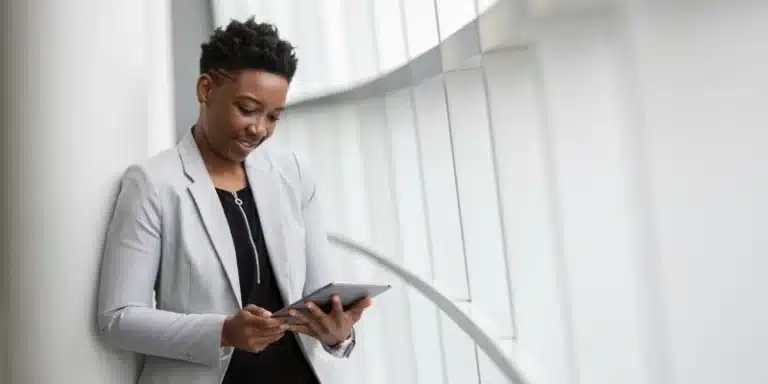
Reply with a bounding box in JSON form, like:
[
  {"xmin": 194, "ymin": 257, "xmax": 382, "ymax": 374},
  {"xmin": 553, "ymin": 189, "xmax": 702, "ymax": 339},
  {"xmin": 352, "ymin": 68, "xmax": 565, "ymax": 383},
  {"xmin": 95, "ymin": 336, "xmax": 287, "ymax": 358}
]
[{"xmin": 272, "ymin": 282, "xmax": 391, "ymax": 322}]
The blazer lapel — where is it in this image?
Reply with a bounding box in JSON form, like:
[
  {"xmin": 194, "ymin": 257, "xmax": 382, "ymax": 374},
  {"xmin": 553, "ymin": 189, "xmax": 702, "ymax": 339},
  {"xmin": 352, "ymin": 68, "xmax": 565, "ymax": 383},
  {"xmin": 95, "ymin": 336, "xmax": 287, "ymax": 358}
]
[
  {"xmin": 244, "ymin": 154, "xmax": 294, "ymax": 302},
  {"xmin": 178, "ymin": 131, "xmax": 242, "ymax": 307}
]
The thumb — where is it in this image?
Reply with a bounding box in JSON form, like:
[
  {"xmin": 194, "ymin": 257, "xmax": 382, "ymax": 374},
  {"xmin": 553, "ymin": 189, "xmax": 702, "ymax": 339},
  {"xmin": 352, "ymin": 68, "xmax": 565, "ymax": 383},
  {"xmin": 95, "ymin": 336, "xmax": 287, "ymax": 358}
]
[{"xmin": 355, "ymin": 298, "xmax": 374, "ymax": 309}]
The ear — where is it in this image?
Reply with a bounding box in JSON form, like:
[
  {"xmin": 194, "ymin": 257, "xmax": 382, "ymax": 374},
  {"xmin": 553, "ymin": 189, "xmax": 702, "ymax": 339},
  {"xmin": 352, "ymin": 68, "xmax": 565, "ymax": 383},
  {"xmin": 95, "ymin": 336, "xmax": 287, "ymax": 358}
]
[{"xmin": 196, "ymin": 74, "xmax": 214, "ymax": 105}]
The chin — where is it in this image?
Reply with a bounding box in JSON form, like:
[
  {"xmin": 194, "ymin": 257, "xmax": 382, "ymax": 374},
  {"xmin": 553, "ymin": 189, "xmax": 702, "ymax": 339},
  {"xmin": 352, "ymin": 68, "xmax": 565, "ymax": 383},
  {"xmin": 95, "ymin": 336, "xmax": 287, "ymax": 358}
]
[{"xmin": 229, "ymin": 152, "xmax": 250, "ymax": 163}]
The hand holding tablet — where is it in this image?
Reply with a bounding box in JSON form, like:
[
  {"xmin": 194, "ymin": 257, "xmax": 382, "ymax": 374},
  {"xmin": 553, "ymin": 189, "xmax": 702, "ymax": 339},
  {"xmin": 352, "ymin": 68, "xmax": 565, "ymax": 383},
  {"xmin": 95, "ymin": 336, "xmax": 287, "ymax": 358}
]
[
  {"xmin": 272, "ymin": 282, "xmax": 391, "ymax": 323},
  {"xmin": 271, "ymin": 282, "xmax": 390, "ymax": 347}
]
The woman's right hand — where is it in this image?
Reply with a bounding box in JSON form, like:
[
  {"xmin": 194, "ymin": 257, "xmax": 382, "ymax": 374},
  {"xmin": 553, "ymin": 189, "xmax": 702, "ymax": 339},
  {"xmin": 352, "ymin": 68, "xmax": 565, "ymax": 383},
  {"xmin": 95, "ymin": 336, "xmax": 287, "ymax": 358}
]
[{"xmin": 221, "ymin": 305, "xmax": 288, "ymax": 352}]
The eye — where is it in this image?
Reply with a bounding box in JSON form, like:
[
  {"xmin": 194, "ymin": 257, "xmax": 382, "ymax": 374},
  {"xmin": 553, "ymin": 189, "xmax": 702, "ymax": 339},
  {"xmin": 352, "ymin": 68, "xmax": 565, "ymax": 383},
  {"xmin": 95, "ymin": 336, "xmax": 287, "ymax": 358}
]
[
  {"xmin": 268, "ymin": 114, "xmax": 281, "ymax": 123},
  {"xmin": 237, "ymin": 104, "xmax": 256, "ymax": 115}
]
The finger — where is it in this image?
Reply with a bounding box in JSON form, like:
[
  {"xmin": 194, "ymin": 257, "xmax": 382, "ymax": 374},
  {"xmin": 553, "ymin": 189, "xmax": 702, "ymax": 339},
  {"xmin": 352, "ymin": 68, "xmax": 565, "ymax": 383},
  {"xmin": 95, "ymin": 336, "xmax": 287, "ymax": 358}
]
[
  {"xmin": 290, "ymin": 309, "xmax": 317, "ymax": 328},
  {"xmin": 239, "ymin": 309, "xmax": 260, "ymax": 330},
  {"xmin": 249, "ymin": 331, "xmax": 286, "ymax": 344},
  {"xmin": 256, "ymin": 323, "xmax": 290, "ymax": 337},
  {"xmin": 341, "ymin": 310, "xmax": 362, "ymax": 330},
  {"xmin": 265, "ymin": 330, "xmax": 286, "ymax": 343},
  {"xmin": 242, "ymin": 319, "xmax": 285, "ymax": 338},
  {"xmin": 245, "ymin": 315, "xmax": 284, "ymax": 330},
  {"xmin": 244, "ymin": 313, "xmax": 282, "ymax": 329},
  {"xmin": 331, "ymin": 295, "xmax": 344, "ymax": 314},
  {"xmin": 287, "ymin": 323, "xmax": 313, "ymax": 336},
  {"xmin": 331, "ymin": 295, "xmax": 344, "ymax": 320},
  {"xmin": 347, "ymin": 311, "xmax": 363, "ymax": 323},
  {"xmin": 243, "ymin": 305, "xmax": 272, "ymax": 317},
  {"xmin": 247, "ymin": 326, "xmax": 287, "ymax": 346},
  {"xmin": 353, "ymin": 297, "xmax": 374, "ymax": 310},
  {"xmin": 306, "ymin": 302, "xmax": 331, "ymax": 329},
  {"xmin": 290, "ymin": 309, "xmax": 324, "ymax": 335},
  {"xmin": 241, "ymin": 307, "xmax": 281, "ymax": 326},
  {"xmin": 348, "ymin": 298, "xmax": 373, "ymax": 315}
]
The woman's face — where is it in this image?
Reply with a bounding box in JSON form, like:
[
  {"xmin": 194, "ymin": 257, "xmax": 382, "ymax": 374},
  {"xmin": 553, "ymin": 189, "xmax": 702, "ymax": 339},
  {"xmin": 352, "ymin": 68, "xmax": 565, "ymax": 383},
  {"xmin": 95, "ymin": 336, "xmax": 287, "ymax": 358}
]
[{"xmin": 196, "ymin": 69, "xmax": 288, "ymax": 162}]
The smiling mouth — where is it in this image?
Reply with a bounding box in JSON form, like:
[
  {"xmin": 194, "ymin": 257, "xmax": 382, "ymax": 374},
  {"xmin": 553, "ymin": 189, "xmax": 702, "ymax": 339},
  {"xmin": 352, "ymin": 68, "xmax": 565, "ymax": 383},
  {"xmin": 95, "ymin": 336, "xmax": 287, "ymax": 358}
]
[{"xmin": 237, "ymin": 139, "xmax": 259, "ymax": 149}]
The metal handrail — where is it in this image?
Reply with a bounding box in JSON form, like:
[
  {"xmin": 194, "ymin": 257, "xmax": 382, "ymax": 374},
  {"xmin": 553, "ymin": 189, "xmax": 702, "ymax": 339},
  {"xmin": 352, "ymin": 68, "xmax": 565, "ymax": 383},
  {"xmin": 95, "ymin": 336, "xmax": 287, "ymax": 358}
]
[{"xmin": 327, "ymin": 233, "xmax": 530, "ymax": 384}]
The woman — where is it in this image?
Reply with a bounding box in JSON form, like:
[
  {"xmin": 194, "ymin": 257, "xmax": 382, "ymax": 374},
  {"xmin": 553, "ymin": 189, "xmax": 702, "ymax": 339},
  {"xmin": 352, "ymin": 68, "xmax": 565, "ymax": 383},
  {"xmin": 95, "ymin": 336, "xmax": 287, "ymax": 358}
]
[{"xmin": 97, "ymin": 18, "xmax": 372, "ymax": 384}]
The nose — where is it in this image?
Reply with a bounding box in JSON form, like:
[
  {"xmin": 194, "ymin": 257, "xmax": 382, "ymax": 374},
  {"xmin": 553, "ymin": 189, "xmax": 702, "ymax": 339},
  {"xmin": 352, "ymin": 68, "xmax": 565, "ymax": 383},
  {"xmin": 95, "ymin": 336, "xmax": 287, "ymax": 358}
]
[{"xmin": 247, "ymin": 116, "xmax": 269, "ymax": 138}]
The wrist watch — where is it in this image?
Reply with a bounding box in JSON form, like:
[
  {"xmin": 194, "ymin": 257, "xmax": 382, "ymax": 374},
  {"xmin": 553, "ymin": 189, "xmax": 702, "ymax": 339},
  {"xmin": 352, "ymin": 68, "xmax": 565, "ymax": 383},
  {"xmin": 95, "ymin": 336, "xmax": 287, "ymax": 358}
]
[
  {"xmin": 326, "ymin": 328, "xmax": 355, "ymax": 357},
  {"xmin": 332, "ymin": 331, "xmax": 353, "ymax": 350},
  {"xmin": 326, "ymin": 328, "xmax": 355, "ymax": 358}
]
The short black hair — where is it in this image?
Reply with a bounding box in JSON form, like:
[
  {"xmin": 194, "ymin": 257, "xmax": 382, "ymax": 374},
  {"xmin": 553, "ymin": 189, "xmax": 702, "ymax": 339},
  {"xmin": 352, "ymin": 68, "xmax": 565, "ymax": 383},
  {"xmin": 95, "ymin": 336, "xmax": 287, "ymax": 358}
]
[{"xmin": 199, "ymin": 17, "xmax": 298, "ymax": 82}]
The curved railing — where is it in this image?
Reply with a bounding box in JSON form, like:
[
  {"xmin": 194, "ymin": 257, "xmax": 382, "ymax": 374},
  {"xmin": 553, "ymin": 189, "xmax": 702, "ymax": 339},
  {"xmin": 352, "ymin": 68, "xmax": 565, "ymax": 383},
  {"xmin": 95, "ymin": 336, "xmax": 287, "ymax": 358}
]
[{"xmin": 327, "ymin": 233, "xmax": 530, "ymax": 384}]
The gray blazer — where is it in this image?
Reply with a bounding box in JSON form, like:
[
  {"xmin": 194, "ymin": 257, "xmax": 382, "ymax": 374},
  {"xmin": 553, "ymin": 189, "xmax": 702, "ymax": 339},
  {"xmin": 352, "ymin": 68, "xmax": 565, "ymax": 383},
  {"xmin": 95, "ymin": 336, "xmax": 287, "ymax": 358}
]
[{"xmin": 97, "ymin": 131, "xmax": 351, "ymax": 383}]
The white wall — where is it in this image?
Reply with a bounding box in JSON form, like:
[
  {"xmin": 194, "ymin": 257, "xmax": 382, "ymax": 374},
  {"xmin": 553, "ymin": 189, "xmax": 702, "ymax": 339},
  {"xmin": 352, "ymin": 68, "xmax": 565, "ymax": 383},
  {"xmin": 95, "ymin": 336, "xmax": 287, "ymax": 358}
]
[
  {"xmin": 149, "ymin": 0, "xmax": 177, "ymax": 156},
  {"xmin": 627, "ymin": 2, "xmax": 768, "ymax": 383},
  {"xmin": 258, "ymin": 1, "xmax": 768, "ymax": 383},
  {"xmin": 529, "ymin": 2, "xmax": 768, "ymax": 383},
  {"xmin": 2, "ymin": 0, "xmax": 176, "ymax": 382}
]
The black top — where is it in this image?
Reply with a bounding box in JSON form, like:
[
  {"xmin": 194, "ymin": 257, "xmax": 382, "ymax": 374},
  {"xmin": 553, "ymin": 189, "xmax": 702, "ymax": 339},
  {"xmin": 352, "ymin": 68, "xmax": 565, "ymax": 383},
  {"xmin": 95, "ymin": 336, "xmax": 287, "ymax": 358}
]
[{"xmin": 216, "ymin": 184, "xmax": 319, "ymax": 384}]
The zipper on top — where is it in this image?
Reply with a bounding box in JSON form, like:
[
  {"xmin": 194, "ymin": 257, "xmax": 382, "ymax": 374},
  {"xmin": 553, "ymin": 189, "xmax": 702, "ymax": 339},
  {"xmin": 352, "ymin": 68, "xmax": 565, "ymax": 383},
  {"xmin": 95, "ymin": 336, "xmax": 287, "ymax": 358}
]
[{"xmin": 232, "ymin": 191, "xmax": 261, "ymax": 285}]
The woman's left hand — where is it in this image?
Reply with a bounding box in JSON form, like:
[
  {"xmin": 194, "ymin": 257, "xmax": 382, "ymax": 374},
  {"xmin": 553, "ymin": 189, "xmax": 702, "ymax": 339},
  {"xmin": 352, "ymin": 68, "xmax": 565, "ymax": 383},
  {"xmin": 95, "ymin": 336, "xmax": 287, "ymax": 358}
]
[{"xmin": 287, "ymin": 295, "xmax": 373, "ymax": 346}]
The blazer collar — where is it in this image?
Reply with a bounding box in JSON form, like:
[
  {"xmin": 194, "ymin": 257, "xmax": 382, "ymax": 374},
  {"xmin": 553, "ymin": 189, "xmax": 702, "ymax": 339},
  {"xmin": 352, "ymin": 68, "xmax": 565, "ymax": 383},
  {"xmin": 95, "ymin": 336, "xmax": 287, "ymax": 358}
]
[
  {"xmin": 179, "ymin": 128, "xmax": 207, "ymax": 182},
  {"xmin": 177, "ymin": 129, "xmax": 294, "ymax": 306}
]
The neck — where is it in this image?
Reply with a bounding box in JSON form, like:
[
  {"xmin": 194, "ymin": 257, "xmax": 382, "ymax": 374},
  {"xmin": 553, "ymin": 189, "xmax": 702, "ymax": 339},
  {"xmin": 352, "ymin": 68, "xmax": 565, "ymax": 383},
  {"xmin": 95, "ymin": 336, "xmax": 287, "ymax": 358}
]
[{"xmin": 192, "ymin": 122, "xmax": 243, "ymax": 177}]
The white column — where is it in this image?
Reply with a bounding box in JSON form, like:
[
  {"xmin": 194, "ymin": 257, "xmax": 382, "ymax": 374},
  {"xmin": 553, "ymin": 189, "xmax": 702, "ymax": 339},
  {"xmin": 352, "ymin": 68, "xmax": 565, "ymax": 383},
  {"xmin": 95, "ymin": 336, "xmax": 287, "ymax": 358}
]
[
  {"xmin": 147, "ymin": 0, "xmax": 176, "ymax": 157},
  {"xmin": 2, "ymin": 0, "xmax": 174, "ymax": 382}
]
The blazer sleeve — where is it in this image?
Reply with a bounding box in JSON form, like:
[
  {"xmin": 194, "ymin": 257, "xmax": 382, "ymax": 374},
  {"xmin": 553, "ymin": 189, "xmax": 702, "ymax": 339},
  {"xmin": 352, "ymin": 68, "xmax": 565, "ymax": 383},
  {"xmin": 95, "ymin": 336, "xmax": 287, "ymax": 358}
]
[
  {"xmin": 97, "ymin": 165, "xmax": 230, "ymax": 367},
  {"xmin": 292, "ymin": 153, "xmax": 357, "ymax": 358}
]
